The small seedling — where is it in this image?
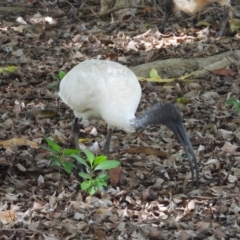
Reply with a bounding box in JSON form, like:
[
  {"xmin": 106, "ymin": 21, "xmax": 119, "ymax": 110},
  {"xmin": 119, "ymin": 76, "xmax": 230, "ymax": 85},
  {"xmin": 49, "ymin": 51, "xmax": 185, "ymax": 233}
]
[
  {"xmin": 72, "ymin": 151, "xmax": 120, "ymax": 195},
  {"xmin": 51, "ymin": 70, "xmax": 66, "ymax": 89},
  {"xmin": 44, "ymin": 138, "xmax": 80, "ymax": 174},
  {"xmin": 226, "ymin": 99, "xmax": 240, "ymax": 114},
  {"xmin": 144, "ymin": 23, "xmax": 150, "ymax": 28},
  {"xmin": 44, "ymin": 138, "xmax": 120, "ymax": 195},
  {"xmin": 58, "ymin": 70, "xmax": 66, "ymax": 80}
]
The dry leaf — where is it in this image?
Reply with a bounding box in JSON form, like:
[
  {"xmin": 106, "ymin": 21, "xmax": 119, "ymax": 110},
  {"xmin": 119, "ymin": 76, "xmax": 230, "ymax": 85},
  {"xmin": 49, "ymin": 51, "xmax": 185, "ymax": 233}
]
[
  {"xmin": 0, "ymin": 138, "xmax": 39, "ymax": 149},
  {"xmin": 211, "ymin": 68, "xmax": 236, "ymax": 76},
  {"xmin": 109, "ymin": 166, "xmax": 122, "ymax": 187},
  {"xmin": 0, "ymin": 210, "xmax": 15, "ymax": 223},
  {"xmin": 94, "ymin": 229, "xmax": 106, "ymax": 240}
]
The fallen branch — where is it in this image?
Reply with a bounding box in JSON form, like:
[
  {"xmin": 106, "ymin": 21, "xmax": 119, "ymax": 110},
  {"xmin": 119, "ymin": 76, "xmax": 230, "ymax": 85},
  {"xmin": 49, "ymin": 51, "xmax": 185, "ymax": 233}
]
[
  {"xmin": 130, "ymin": 50, "xmax": 240, "ymax": 79},
  {"xmin": 81, "ymin": 5, "xmax": 146, "ymax": 19}
]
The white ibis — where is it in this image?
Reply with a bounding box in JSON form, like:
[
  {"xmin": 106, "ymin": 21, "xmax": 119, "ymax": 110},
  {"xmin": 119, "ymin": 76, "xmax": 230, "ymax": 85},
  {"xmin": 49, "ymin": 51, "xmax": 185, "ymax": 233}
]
[
  {"xmin": 58, "ymin": 59, "xmax": 199, "ymax": 186},
  {"xmin": 160, "ymin": 0, "xmax": 231, "ymax": 37}
]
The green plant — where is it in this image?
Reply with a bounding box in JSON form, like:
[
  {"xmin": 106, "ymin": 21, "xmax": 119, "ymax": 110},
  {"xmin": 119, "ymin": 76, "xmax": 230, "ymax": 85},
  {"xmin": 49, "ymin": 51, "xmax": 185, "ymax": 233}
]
[
  {"xmin": 44, "ymin": 138, "xmax": 120, "ymax": 195},
  {"xmin": 144, "ymin": 23, "xmax": 150, "ymax": 28},
  {"xmin": 58, "ymin": 70, "xmax": 66, "ymax": 80},
  {"xmin": 226, "ymin": 99, "xmax": 240, "ymax": 114},
  {"xmin": 51, "ymin": 70, "xmax": 66, "ymax": 89},
  {"xmin": 44, "ymin": 138, "xmax": 80, "ymax": 174},
  {"xmin": 72, "ymin": 151, "xmax": 120, "ymax": 195}
]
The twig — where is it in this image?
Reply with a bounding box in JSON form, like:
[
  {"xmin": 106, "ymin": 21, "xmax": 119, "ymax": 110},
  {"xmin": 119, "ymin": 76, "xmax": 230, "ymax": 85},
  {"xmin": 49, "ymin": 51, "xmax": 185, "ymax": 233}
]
[{"xmin": 81, "ymin": 5, "xmax": 146, "ymax": 19}]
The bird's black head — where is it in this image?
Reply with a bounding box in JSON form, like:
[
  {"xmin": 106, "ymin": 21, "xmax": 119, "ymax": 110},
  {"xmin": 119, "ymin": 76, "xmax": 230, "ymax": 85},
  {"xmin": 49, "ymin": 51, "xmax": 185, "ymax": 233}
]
[{"xmin": 155, "ymin": 103, "xmax": 182, "ymax": 129}]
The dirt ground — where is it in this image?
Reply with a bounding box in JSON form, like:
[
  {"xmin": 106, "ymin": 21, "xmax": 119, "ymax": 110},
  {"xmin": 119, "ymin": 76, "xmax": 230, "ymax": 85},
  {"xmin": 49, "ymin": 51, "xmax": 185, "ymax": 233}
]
[{"xmin": 0, "ymin": 0, "xmax": 240, "ymax": 239}]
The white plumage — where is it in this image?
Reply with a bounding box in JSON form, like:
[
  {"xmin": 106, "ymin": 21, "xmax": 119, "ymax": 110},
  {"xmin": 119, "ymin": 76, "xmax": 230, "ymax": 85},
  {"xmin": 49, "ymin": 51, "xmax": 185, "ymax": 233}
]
[
  {"xmin": 59, "ymin": 60, "xmax": 141, "ymax": 133},
  {"xmin": 58, "ymin": 59, "xmax": 199, "ymax": 186},
  {"xmin": 172, "ymin": 0, "xmax": 230, "ymax": 14}
]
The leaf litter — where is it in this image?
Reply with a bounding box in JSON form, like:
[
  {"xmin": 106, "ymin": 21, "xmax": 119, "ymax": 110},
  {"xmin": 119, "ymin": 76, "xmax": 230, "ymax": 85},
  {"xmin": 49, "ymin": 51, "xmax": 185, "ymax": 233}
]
[{"xmin": 0, "ymin": 0, "xmax": 240, "ymax": 239}]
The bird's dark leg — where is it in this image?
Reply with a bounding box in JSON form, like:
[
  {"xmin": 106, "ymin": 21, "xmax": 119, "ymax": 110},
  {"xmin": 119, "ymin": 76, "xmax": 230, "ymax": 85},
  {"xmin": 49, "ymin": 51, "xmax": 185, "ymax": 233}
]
[
  {"xmin": 72, "ymin": 117, "xmax": 86, "ymax": 172},
  {"xmin": 102, "ymin": 128, "xmax": 113, "ymax": 190},
  {"xmin": 218, "ymin": 5, "xmax": 229, "ymax": 37},
  {"xmin": 72, "ymin": 117, "xmax": 80, "ymax": 150},
  {"xmin": 103, "ymin": 128, "xmax": 112, "ymax": 156},
  {"xmin": 160, "ymin": 0, "xmax": 174, "ymax": 33}
]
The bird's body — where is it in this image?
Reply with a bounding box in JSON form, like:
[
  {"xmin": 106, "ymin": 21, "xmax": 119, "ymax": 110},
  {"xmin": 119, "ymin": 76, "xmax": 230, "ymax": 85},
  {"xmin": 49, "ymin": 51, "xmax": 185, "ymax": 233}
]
[
  {"xmin": 161, "ymin": 0, "xmax": 230, "ymax": 36},
  {"xmin": 58, "ymin": 59, "xmax": 199, "ymax": 186},
  {"xmin": 173, "ymin": 0, "xmax": 208, "ymax": 14},
  {"xmin": 172, "ymin": 0, "xmax": 229, "ymax": 14},
  {"xmin": 59, "ymin": 60, "xmax": 141, "ymax": 132}
]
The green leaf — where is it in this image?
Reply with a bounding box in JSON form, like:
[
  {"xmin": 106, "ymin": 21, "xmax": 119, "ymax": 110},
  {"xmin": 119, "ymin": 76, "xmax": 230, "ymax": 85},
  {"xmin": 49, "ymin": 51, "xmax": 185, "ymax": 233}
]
[
  {"xmin": 62, "ymin": 161, "xmax": 76, "ymax": 174},
  {"xmin": 71, "ymin": 154, "xmax": 89, "ymax": 168},
  {"xmin": 63, "ymin": 149, "xmax": 81, "ymax": 156},
  {"xmin": 50, "ymin": 156, "xmax": 61, "ymax": 166},
  {"xmin": 150, "ymin": 68, "xmax": 161, "ymax": 79},
  {"xmin": 88, "ymin": 186, "xmax": 96, "ymax": 195},
  {"xmin": 45, "ymin": 138, "xmax": 61, "ymax": 154},
  {"xmin": 226, "ymin": 99, "xmax": 238, "ymax": 106},
  {"xmin": 84, "ymin": 150, "xmax": 95, "ymax": 166},
  {"xmin": 50, "ymin": 84, "xmax": 58, "ymax": 90},
  {"xmin": 0, "ymin": 66, "xmax": 17, "ymax": 74},
  {"xmin": 96, "ymin": 174, "xmax": 109, "ymax": 181},
  {"xmin": 94, "ymin": 160, "xmax": 120, "ymax": 171},
  {"xmin": 79, "ymin": 172, "xmax": 92, "ymax": 179},
  {"xmin": 81, "ymin": 180, "xmax": 91, "ymax": 190},
  {"xmin": 229, "ymin": 19, "xmax": 240, "ymax": 31},
  {"xmin": 97, "ymin": 180, "xmax": 108, "ymax": 187},
  {"xmin": 59, "ymin": 70, "xmax": 66, "ymax": 80},
  {"xmin": 42, "ymin": 146, "xmax": 60, "ymax": 155},
  {"xmin": 94, "ymin": 180, "xmax": 107, "ymax": 190},
  {"xmin": 93, "ymin": 155, "xmax": 107, "ymax": 166},
  {"xmin": 236, "ymin": 104, "xmax": 240, "ymax": 114},
  {"xmin": 144, "ymin": 23, "xmax": 150, "ymax": 28}
]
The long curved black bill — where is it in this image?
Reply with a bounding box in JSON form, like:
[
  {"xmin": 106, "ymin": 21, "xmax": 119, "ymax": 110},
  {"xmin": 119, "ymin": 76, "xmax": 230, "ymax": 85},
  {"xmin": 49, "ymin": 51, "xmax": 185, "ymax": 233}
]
[
  {"xmin": 170, "ymin": 122, "xmax": 199, "ymax": 187},
  {"xmin": 131, "ymin": 102, "xmax": 199, "ymax": 187}
]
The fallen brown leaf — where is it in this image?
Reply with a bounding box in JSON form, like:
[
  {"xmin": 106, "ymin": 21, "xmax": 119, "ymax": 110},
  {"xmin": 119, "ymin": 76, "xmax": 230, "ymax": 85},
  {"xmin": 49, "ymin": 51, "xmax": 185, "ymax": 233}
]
[
  {"xmin": 109, "ymin": 166, "xmax": 122, "ymax": 187},
  {"xmin": 211, "ymin": 68, "xmax": 236, "ymax": 76},
  {"xmin": 0, "ymin": 138, "xmax": 39, "ymax": 149},
  {"xmin": 0, "ymin": 210, "xmax": 15, "ymax": 223}
]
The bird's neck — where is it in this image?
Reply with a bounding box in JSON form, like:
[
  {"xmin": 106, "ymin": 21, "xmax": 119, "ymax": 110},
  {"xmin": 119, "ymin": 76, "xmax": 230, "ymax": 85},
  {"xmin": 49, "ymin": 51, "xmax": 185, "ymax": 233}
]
[{"xmin": 131, "ymin": 103, "xmax": 179, "ymax": 131}]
